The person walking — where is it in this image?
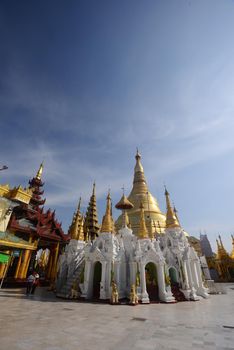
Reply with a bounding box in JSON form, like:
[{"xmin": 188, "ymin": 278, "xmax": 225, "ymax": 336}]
[
  {"xmin": 26, "ymin": 273, "xmax": 35, "ymax": 294},
  {"xmin": 31, "ymin": 273, "xmax": 40, "ymax": 294}
]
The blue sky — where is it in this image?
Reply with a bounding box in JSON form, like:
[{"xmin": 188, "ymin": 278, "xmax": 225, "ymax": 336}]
[{"xmin": 1, "ymin": 0, "xmax": 234, "ymax": 252}]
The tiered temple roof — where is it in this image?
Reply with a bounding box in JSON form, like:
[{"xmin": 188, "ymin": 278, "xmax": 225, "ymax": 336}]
[
  {"xmin": 84, "ymin": 183, "xmax": 100, "ymax": 240},
  {"xmin": 8, "ymin": 164, "xmax": 67, "ymax": 243}
]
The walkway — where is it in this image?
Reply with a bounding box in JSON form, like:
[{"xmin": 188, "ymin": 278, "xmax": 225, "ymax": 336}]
[{"xmin": 0, "ymin": 284, "xmax": 234, "ymax": 350}]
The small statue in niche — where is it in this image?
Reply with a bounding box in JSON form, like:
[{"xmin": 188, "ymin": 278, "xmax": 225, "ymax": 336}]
[
  {"xmin": 110, "ymin": 281, "xmax": 119, "ymax": 304},
  {"xmin": 129, "ymin": 284, "xmax": 138, "ymax": 305},
  {"xmin": 71, "ymin": 280, "xmax": 80, "ymax": 299}
]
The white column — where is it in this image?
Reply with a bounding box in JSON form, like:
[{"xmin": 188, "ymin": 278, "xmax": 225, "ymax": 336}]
[
  {"xmin": 100, "ymin": 261, "xmax": 107, "ymax": 299},
  {"xmin": 190, "ymin": 261, "xmax": 199, "ymax": 289},
  {"xmin": 182, "ymin": 261, "xmax": 190, "ymax": 290},
  {"xmin": 185, "ymin": 260, "xmax": 194, "ymax": 289},
  {"xmin": 157, "ymin": 263, "xmax": 175, "ymax": 302},
  {"xmin": 194, "ymin": 260, "xmax": 209, "ymax": 298},
  {"xmin": 129, "ymin": 262, "xmax": 136, "ymax": 286},
  {"xmin": 140, "ymin": 262, "xmax": 149, "ymax": 303},
  {"xmin": 83, "ymin": 260, "xmax": 91, "ymax": 298},
  {"xmin": 185, "ymin": 260, "xmax": 199, "ymax": 300}
]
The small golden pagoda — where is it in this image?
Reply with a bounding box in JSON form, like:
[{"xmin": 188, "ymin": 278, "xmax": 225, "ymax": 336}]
[
  {"xmin": 68, "ymin": 198, "xmax": 84, "ymax": 240},
  {"xmin": 165, "ymin": 187, "xmax": 180, "ymax": 229},
  {"xmin": 100, "ymin": 191, "xmax": 115, "ymax": 233}
]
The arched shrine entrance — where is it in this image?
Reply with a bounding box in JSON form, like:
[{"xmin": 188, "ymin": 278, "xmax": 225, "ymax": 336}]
[
  {"xmin": 169, "ymin": 267, "xmax": 186, "ymax": 302},
  {"xmin": 169, "ymin": 267, "xmax": 178, "ymax": 285},
  {"xmin": 93, "ymin": 261, "xmax": 102, "ymax": 299},
  {"xmin": 145, "ymin": 262, "xmax": 159, "ymax": 302}
]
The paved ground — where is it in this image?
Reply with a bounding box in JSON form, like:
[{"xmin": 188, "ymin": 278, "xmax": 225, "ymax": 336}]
[{"xmin": 0, "ymin": 284, "xmax": 234, "ymax": 350}]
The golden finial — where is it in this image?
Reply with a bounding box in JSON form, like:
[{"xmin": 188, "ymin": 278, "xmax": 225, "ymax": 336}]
[
  {"xmin": 100, "ymin": 190, "xmax": 114, "ymax": 233},
  {"xmin": 36, "ymin": 162, "xmax": 44, "ymax": 180},
  {"xmin": 136, "ymin": 147, "xmax": 141, "ymax": 160},
  {"xmin": 92, "ymin": 182, "xmax": 96, "ymax": 195},
  {"xmin": 164, "ymin": 186, "xmax": 180, "ymax": 229},
  {"xmin": 138, "ymin": 202, "xmax": 148, "ymax": 239}
]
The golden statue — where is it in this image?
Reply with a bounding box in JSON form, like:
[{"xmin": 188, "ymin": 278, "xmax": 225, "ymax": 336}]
[
  {"xmin": 71, "ymin": 280, "xmax": 80, "ymax": 299},
  {"xmin": 129, "ymin": 284, "xmax": 138, "ymax": 305},
  {"xmin": 110, "ymin": 281, "xmax": 119, "ymax": 304}
]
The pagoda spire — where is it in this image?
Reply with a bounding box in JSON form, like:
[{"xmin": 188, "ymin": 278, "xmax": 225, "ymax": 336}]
[
  {"xmin": 165, "ymin": 187, "xmax": 180, "ymax": 229},
  {"xmin": 36, "ymin": 162, "xmax": 44, "ymax": 180},
  {"xmin": 231, "ymin": 235, "xmax": 234, "ymax": 259},
  {"xmin": 84, "ymin": 183, "xmax": 99, "ymax": 240},
  {"xmin": 28, "ymin": 163, "xmax": 46, "ymax": 209},
  {"xmin": 69, "ymin": 198, "xmax": 82, "ymax": 240},
  {"xmin": 218, "ymin": 235, "xmax": 230, "ymax": 259},
  {"xmin": 132, "ymin": 149, "xmax": 148, "ymax": 195},
  {"xmin": 216, "ymin": 238, "xmax": 222, "ymax": 260},
  {"xmin": 77, "ymin": 215, "xmax": 85, "ymax": 241},
  {"xmin": 138, "ymin": 203, "xmax": 148, "ymax": 239},
  {"xmin": 100, "ymin": 191, "xmax": 114, "ymax": 233},
  {"xmin": 173, "ymin": 203, "xmax": 181, "ymax": 226}
]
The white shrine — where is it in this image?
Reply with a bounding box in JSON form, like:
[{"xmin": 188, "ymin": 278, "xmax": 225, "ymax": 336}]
[{"xmin": 56, "ymin": 152, "xmax": 209, "ymax": 303}]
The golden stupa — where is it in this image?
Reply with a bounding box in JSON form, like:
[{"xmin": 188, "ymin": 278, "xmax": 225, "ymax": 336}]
[{"xmin": 115, "ymin": 150, "xmax": 166, "ymax": 236}]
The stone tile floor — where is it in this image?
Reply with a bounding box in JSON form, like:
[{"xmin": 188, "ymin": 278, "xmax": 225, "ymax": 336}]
[{"xmin": 0, "ymin": 284, "xmax": 234, "ymax": 350}]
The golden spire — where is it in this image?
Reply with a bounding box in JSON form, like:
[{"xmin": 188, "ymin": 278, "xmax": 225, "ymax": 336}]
[
  {"xmin": 77, "ymin": 215, "xmax": 85, "ymax": 241},
  {"xmin": 231, "ymin": 235, "xmax": 234, "ymax": 259},
  {"xmin": 216, "ymin": 238, "xmax": 222, "ymax": 260},
  {"xmin": 138, "ymin": 203, "xmax": 148, "ymax": 239},
  {"xmin": 165, "ymin": 187, "xmax": 180, "ymax": 229},
  {"xmin": 100, "ymin": 191, "xmax": 114, "ymax": 233},
  {"xmin": 132, "ymin": 149, "xmax": 148, "ymax": 195},
  {"xmin": 218, "ymin": 235, "xmax": 230, "ymax": 259},
  {"xmin": 115, "ymin": 150, "xmax": 165, "ymax": 236},
  {"xmin": 36, "ymin": 162, "xmax": 44, "ymax": 180},
  {"xmin": 69, "ymin": 198, "xmax": 82, "ymax": 240},
  {"xmin": 173, "ymin": 203, "xmax": 181, "ymax": 226}
]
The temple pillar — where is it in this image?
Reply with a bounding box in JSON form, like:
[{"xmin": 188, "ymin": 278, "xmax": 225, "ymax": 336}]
[
  {"xmin": 0, "ymin": 263, "xmax": 5, "ymax": 279},
  {"xmin": 82, "ymin": 260, "xmax": 91, "ymax": 298},
  {"xmin": 50, "ymin": 243, "xmax": 59, "ymax": 281},
  {"xmin": 140, "ymin": 262, "xmax": 149, "ymax": 303},
  {"xmin": 18, "ymin": 249, "xmax": 32, "ymax": 279},
  {"xmin": 14, "ymin": 251, "xmax": 23, "ymax": 279},
  {"xmin": 46, "ymin": 252, "xmax": 53, "ymax": 279},
  {"xmin": 194, "ymin": 260, "xmax": 209, "ymax": 298},
  {"xmin": 157, "ymin": 263, "xmax": 175, "ymax": 303},
  {"xmin": 100, "ymin": 261, "xmax": 107, "ymax": 299},
  {"xmin": 185, "ymin": 260, "xmax": 199, "ymax": 300},
  {"xmin": 129, "ymin": 261, "xmax": 136, "ymax": 286},
  {"xmin": 190, "ymin": 261, "xmax": 199, "ymax": 289}
]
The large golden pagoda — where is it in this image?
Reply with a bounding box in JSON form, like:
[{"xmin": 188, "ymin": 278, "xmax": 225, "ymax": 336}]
[{"xmin": 115, "ymin": 150, "xmax": 166, "ymax": 236}]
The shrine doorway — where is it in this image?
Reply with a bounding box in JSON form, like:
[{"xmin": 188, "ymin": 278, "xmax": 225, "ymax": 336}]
[
  {"xmin": 93, "ymin": 261, "xmax": 102, "ymax": 299},
  {"xmin": 169, "ymin": 266, "xmax": 186, "ymax": 301},
  {"xmin": 169, "ymin": 267, "xmax": 178, "ymax": 285},
  {"xmin": 145, "ymin": 262, "xmax": 159, "ymax": 302}
]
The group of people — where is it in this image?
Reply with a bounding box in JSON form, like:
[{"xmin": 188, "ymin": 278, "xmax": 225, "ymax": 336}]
[{"xmin": 26, "ymin": 271, "xmax": 40, "ymax": 295}]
